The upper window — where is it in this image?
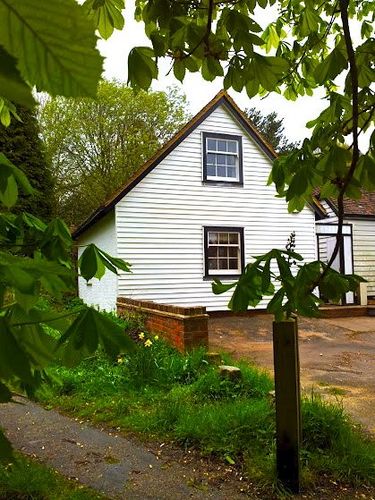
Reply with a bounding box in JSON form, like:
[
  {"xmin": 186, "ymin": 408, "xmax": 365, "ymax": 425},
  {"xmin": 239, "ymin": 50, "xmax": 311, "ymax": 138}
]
[
  {"xmin": 204, "ymin": 227, "xmax": 244, "ymax": 278},
  {"xmin": 202, "ymin": 133, "xmax": 243, "ymax": 185}
]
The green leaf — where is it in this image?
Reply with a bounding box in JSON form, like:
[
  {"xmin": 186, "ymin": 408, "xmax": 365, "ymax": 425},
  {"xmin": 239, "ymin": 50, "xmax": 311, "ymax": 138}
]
[
  {"xmin": 14, "ymin": 324, "xmax": 58, "ymax": 367},
  {"xmin": 267, "ymin": 288, "xmax": 285, "ymax": 320},
  {"xmin": 0, "ymin": 0, "xmax": 103, "ymax": 97},
  {"xmin": 212, "ymin": 279, "xmax": 237, "ymax": 295},
  {"xmin": 0, "ymin": 318, "xmax": 33, "ymax": 383},
  {"xmin": 0, "ymin": 46, "xmax": 35, "ymax": 107},
  {"xmin": 39, "ymin": 218, "xmax": 72, "ymax": 265},
  {"xmin": 0, "ymin": 431, "xmax": 12, "ymax": 461},
  {"xmin": 173, "ymin": 60, "xmax": 186, "ymax": 82},
  {"xmin": 98, "ymin": 248, "xmax": 131, "ymax": 273},
  {"xmin": 21, "ymin": 212, "xmax": 47, "ymax": 233},
  {"xmin": 251, "ymin": 55, "xmax": 289, "ymax": 91},
  {"xmin": 300, "ymin": 8, "xmax": 320, "ymax": 37},
  {"xmin": 128, "ymin": 46, "xmax": 157, "ymax": 90},
  {"xmin": 201, "ymin": 57, "xmax": 224, "ymax": 81},
  {"xmin": 58, "ymin": 308, "xmax": 134, "ymax": 366},
  {"xmin": 84, "ymin": 0, "xmax": 125, "ymax": 40},
  {"xmin": 0, "ymin": 381, "xmax": 12, "ymax": 403},
  {"xmin": 79, "ymin": 243, "xmax": 105, "ymax": 280},
  {"xmin": 0, "ymin": 171, "xmax": 17, "ymax": 207},
  {"xmin": 0, "ymin": 153, "xmax": 34, "ymax": 208},
  {"xmin": 320, "ymin": 269, "xmax": 350, "ymax": 301},
  {"xmin": 314, "ymin": 46, "xmax": 347, "ymax": 84}
]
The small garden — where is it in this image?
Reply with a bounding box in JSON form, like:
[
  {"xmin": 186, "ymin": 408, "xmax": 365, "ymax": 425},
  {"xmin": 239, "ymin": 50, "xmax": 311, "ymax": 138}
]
[{"xmin": 30, "ymin": 302, "xmax": 375, "ymax": 494}]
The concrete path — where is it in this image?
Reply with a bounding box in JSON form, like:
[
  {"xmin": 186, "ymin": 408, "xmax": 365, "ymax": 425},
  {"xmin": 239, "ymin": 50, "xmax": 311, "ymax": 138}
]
[
  {"xmin": 1, "ymin": 394, "xmax": 375, "ymax": 499},
  {"xmin": 209, "ymin": 314, "xmax": 375, "ymax": 433},
  {"xmin": 0, "ymin": 397, "xmax": 245, "ymax": 499}
]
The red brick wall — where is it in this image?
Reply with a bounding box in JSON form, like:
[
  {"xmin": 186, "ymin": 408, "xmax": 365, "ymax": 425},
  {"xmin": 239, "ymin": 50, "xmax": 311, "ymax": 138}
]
[{"xmin": 117, "ymin": 297, "xmax": 208, "ymax": 352}]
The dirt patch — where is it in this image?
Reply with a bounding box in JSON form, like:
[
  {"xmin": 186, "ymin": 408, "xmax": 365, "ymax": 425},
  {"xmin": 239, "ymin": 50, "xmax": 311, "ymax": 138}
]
[{"xmin": 209, "ymin": 314, "xmax": 375, "ymax": 434}]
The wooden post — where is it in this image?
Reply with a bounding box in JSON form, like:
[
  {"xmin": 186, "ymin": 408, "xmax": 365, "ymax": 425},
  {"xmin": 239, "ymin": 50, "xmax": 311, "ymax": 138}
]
[{"xmin": 273, "ymin": 318, "xmax": 301, "ymax": 493}]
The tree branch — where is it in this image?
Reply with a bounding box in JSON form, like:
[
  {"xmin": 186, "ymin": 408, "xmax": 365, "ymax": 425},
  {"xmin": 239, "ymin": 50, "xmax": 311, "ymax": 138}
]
[{"xmin": 314, "ymin": 0, "xmax": 360, "ymax": 289}]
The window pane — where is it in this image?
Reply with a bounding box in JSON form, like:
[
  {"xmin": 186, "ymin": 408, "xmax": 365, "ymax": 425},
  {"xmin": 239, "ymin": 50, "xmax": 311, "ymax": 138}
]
[
  {"xmin": 217, "ymin": 140, "xmax": 227, "ymax": 152},
  {"xmin": 207, "ymin": 246, "xmax": 217, "ymax": 257},
  {"xmin": 207, "ymin": 139, "xmax": 216, "ymax": 150},
  {"xmin": 218, "ymin": 247, "xmax": 227, "ymax": 257},
  {"xmin": 228, "ymin": 246, "xmax": 238, "ymax": 257},
  {"xmin": 229, "ymin": 233, "xmax": 239, "ymax": 244},
  {"xmin": 227, "ymin": 167, "xmax": 237, "ymax": 178},
  {"xmin": 229, "ymin": 258, "xmax": 238, "ymax": 269},
  {"xmin": 219, "ymin": 233, "xmax": 229, "ymax": 244},
  {"xmin": 207, "ymin": 153, "xmax": 216, "ymax": 164},
  {"xmin": 209, "ymin": 232, "xmax": 218, "ymax": 244},
  {"xmin": 227, "ymin": 141, "xmax": 237, "ymax": 153},
  {"xmin": 207, "ymin": 165, "xmax": 216, "ymax": 177},
  {"xmin": 227, "ymin": 155, "xmax": 236, "ymax": 165},
  {"xmin": 208, "ymin": 258, "xmax": 218, "ymax": 270},
  {"xmin": 219, "ymin": 258, "xmax": 228, "ymax": 269},
  {"xmin": 216, "ymin": 155, "xmax": 226, "ymax": 166},
  {"xmin": 217, "ymin": 166, "xmax": 226, "ymax": 177}
]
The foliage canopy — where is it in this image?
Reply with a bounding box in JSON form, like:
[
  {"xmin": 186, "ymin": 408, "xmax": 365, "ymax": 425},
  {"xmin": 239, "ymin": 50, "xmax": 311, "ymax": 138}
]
[
  {"xmin": 245, "ymin": 107, "xmax": 299, "ymax": 154},
  {"xmin": 39, "ymin": 82, "xmax": 189, "ymax": 225},
  {"xmin": 0, "ymin": 105, "xmax": 54, "ymax": 221}
]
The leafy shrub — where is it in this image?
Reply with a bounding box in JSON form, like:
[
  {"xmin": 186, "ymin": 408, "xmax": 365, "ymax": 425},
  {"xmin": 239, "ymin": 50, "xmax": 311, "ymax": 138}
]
[{"xmin": 126, "ymin": 336, "xmax": 208, "ymax": 388}]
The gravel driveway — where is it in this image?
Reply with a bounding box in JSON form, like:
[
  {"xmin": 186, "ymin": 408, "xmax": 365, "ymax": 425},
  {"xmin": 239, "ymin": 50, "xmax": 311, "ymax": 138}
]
[{"xmin": 209, "ymin": 314, "xmax": 375, "ymax": 433}]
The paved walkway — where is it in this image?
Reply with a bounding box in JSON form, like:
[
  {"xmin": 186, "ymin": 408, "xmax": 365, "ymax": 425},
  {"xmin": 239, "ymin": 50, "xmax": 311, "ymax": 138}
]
[
  {"xmin": 209, "ymin": 314, "xmax": 375, "ymax": 433},
  {"xmin": 1, "ymin": 391, "xmax": 375, "ymax": 498},
  {"xmin": 0, "ymin": 397, "xmax": 244, "ymax": 499}
]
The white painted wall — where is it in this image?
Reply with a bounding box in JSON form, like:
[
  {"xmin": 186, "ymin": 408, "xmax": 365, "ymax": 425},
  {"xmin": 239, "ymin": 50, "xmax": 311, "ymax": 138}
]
[
  {"xmin": 77, "ymin": 211, "xmax": 118, "ymax": 311},
  {"xmin": 320, "ymin": 200, "xmax": 338, "ymax": 222},
  {"xmin": 350, "ymin": 218, "xmax": 375, "ymax": 296},
  {"xmin": 116, "ymin": 104, "xmax": 317, "ymax": 311}
]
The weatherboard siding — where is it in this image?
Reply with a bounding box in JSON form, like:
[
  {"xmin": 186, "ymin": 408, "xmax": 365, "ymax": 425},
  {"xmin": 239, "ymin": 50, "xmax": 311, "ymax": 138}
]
[
  {"xmin": 116, "ymin": 105, "xmax": 317, "ymax": 311},
  {"xmin": 320, "ymin": 200, "xmax": 338, "ymax": 222},
  {"xmin": 350, "ymin": 218, "xmax": 375, "ymax": 296},
  {"xmin": 77, "ymin": 211, "xmax": 118, "ymax": 311}
]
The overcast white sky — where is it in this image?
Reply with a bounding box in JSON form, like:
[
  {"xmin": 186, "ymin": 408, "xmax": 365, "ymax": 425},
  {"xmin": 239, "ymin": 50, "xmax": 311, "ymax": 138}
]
[{"xmin": 97, "ymin": 2, "xmax": 363, "ymax": 147}]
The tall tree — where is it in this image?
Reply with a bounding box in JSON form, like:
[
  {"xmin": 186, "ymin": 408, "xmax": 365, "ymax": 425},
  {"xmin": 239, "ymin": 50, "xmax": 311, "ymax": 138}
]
[
  {"xmin": 0, "ymin": 105, "xmax": 53, "ymax": 220},
  {"xmin": 38, "ymin": 81, "xmax": 189, "ymax": 226},
  {"xmin": 245, "ymin": 107, "xmax": 299, "ymax": 154}
]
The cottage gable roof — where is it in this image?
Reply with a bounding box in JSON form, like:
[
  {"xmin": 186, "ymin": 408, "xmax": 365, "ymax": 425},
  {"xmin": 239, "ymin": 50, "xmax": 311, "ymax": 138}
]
[{"xmin": 73, "ymin": 90, "xmax": 280, "ymax": 238}]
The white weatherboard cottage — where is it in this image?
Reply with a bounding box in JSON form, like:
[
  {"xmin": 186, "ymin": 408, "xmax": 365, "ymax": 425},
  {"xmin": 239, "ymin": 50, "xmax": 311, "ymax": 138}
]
[{"xmin": 74, "ymin": 91, "xmax": 317, "ymax": 311}]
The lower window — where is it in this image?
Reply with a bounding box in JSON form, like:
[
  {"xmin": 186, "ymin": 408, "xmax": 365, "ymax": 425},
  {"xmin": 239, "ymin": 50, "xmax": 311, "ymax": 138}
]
[{"xmin": 204, "ymin": 227, "xmax": 244, "ymax": 278}]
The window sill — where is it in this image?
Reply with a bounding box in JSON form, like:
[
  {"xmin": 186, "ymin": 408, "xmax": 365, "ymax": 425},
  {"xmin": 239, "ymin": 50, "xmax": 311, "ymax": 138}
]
[
  {"xmin": 203, "ymin": 274, "xmax": 241, "ymax": 281},
  {"xmin": 202, "ymin": 180, "xmax": 243, "ymax": 187}
]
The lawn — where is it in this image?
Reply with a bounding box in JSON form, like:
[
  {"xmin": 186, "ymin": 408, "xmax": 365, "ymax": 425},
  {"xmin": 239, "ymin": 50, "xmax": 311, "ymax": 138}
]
[
  {"xmin": 0, "ymin": 453, "xmax": 103, "ymax": 500},
  {"xmin": 34, "ymin": 308, "xmax": 375, "ymax": 493}
]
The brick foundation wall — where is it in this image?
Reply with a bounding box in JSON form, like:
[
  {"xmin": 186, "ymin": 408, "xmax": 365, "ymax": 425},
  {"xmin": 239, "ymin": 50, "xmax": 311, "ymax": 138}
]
[{"xmin": 117, "ymin": 297, "xmax": 208, "ymax": 352}]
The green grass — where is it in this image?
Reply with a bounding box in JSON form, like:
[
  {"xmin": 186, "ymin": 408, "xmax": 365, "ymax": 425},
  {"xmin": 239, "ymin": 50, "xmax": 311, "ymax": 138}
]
[
  {"xmin": 35, "ymin": 331, "xmax": 375, "ymax": 490},
  {"xmin": 0, "ymin": 454, "xmax": 103, "ymax": 499}
]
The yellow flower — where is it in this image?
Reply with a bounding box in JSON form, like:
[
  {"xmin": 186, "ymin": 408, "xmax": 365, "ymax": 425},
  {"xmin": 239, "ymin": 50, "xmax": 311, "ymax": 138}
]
[
  {"xmin": 117, "ymin": 357, "xmax": 124, "ymax": 364},
  {"xmin": 138, "ymin": 332, "xmax": 145, "ymax": 339},
  {"xmin": 154, "ymin": 335, "xmax": 159, "ymax": 341},
  {"xmin": 144, "ymin": 339, "xmax": 153, "ymax": 347}
]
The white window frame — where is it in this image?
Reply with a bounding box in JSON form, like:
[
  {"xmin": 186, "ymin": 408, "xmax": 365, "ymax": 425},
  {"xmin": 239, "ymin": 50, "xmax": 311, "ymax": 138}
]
[
  {"xmin": 204, "ymin": 227, "xmax": 244, "ymax": 278},
  {"xmin": 202, "ymin": 133, "xmax": 243, "ymax": 185}
]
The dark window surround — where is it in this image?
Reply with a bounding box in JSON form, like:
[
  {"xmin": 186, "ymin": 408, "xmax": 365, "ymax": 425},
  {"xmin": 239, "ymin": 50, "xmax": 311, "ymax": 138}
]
[
  {"xmin": 203, "ymin": 226, "xmax": 245, "ymax": 279},
  {"xmin": 202, "ymin": 132, "xmax": 243, "ymax": 186}
]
